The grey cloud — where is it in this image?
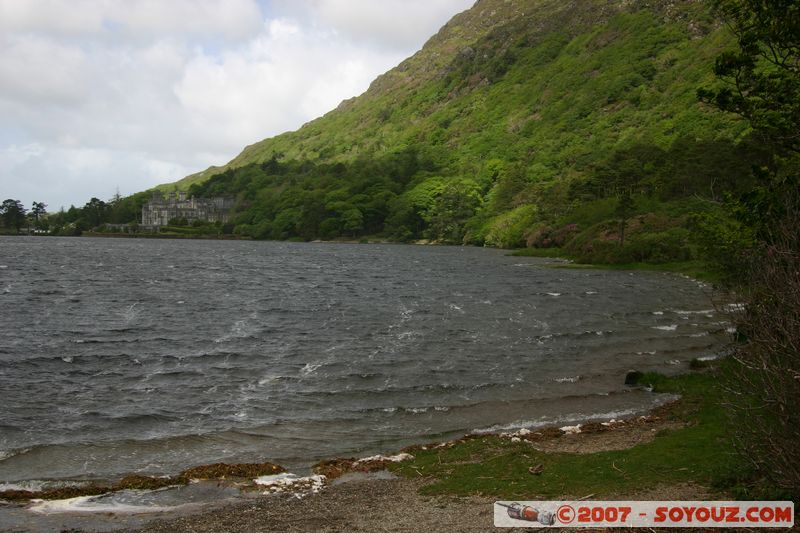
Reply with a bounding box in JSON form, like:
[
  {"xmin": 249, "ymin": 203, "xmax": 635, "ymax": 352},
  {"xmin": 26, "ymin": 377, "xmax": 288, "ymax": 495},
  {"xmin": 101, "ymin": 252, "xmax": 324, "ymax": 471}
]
[
  {"xmin": 271, "ymin": 0, "xmax": 474, "ymax": 51},
  {"xmin": 0, "ymin": 0, "xmax": 264, "ymax": 41},
  {"xmin": 0, "ymin": 0, "xmax": 473, "ymax": 209}
]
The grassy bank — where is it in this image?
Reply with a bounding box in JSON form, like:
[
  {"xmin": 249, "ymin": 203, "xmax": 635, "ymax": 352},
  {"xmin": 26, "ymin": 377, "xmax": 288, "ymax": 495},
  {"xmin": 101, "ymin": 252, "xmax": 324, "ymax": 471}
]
[
  {"xmin": 387, "ymin": 363, "xmax": 766, "ymax": 499},
  {"xmin": 510, "ymin": 247, "xmax": 718, "ymax": 283}
]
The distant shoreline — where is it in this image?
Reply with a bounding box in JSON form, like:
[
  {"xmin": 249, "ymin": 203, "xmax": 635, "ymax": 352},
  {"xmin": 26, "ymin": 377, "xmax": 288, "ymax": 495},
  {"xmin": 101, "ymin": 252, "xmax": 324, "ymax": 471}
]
[
  {"xmin": 80, "ymin": 232, "xmax": 251, "ymax": 241},
  {"xmin": 2, "ymin": 232, "xmax": 712, "ymax": 282}
]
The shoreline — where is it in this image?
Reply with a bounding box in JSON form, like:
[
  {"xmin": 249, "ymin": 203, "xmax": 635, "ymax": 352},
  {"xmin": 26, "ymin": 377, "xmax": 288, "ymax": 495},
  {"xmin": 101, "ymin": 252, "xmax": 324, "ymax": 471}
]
[
  {"xmin": 2, "ymin": 233, "xmax": 715, "ymax": 282},
  {"xmin": 144, "ymin": 398, "xmax": 709, "ymax": 533},
  {"xmin": 0, "ymin": 394, "xmax": 674, "ymax": 503},
  {"xmin": 81, "ymin": 232, "xmax": 250, "ymax": 240},
  {"xmin": 0, "ymin": 380, "xmax": 719, "ymax": 532}
]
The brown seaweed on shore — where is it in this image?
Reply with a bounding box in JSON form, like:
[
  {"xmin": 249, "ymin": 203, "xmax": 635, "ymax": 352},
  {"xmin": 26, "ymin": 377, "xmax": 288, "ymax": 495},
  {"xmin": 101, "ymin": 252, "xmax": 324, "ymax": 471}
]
[
  {"xmin": 1, "ymin": 403, "xmax": 683, "ymax": 503},
  {"xmin": 313, "ymin": 454, "xmax": 414, "ymax": 480},
  {"xmin": 0, "ymin": 484, "xmax": 110, "ymax": 502},
  {"xmin": 577, "ymin": 421, "xmax": 608, "ymax": 434},
  {"xmin": 178, "ymin": 462, "xmax": 284, "ymax": 482},
  {"xmin": 115, "ymin": 475, "xmax": 179, "ymax": 491},
  {"xmin": 313, "ymin": 458, "xmax": 360, "ymax": 479},
  {"xmin": 0, "ymin": 461, "xmax": 285, "ymax": 503}
]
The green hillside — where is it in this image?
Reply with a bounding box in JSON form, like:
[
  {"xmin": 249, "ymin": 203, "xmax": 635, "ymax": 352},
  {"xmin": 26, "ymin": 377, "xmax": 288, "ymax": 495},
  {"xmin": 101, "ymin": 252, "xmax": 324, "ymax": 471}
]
[{"xmin": 159, "ymin": 0, "xmax": 763, "ymax": 261}]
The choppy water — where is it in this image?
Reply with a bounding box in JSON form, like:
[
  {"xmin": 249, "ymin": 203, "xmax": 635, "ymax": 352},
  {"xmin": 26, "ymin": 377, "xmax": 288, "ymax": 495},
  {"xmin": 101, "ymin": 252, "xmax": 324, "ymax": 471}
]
[{"xmin": 0, "ymin": 237, "xmax": 727, "ymax": 487}]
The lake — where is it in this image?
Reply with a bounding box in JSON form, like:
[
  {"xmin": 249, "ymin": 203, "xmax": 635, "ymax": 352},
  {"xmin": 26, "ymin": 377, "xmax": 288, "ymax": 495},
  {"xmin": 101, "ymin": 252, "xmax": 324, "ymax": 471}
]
[{"xmin": 0, "ymin": 237, "xmax": 726, "ymax": 487}]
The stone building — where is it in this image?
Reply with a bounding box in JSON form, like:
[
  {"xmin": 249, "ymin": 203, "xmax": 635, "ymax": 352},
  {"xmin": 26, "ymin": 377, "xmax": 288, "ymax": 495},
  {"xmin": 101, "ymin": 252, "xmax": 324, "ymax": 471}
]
[{"xmin": 141, "ymin": 191, "xmax": 235, "ymax": 227}]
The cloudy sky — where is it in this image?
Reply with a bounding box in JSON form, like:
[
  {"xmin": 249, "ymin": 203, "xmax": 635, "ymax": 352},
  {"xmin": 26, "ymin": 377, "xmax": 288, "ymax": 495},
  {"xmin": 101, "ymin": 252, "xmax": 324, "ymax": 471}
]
[{"xmin": 0, "ymin": 0, "xmax": 474, "ymax": 211}]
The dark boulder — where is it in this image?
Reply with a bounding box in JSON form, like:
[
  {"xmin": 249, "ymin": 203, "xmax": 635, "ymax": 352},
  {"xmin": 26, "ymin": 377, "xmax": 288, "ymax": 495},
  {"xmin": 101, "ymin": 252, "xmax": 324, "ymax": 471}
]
[{"xmin": 624, "ymin": 370, "xmax": 643, "ymax": 386}]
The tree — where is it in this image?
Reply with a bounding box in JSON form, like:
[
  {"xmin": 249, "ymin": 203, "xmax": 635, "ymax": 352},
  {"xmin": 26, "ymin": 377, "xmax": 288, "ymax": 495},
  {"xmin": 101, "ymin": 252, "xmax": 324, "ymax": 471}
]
[
  {"xmin": 341, "ymin": 208, "xmax": 364, "ymax": 237},
  {"xmin": 489, "ymin": 163, "xmax": 528, "ymax": 211},
  {"xmin": 82, "ymin": 197, "xmax": 107, "ymax": 228},
  {"xmin": 697, "ymin": 0, "xmax": 800, "ymax": 242},
  {"xmin": 30, "ymin": 201, "xmax": 47, "ymax": 229},
  {"xmin": 615, "ymin": 191, "xmax": 635, "ymax": 246},
  {"xmin": 1, "ymin": 199, "xmax": 27, "ymax": 234},
  {"xmin": 429, "ymin": 179, "xmax": 483, "ymax": 243},
  {"xmin": 700, "ymin": 0, "xmax": 800, "ymax": 498},
  {"xmin": 699, "ymin": 0, "xmax": 800, "ymax": 155}
]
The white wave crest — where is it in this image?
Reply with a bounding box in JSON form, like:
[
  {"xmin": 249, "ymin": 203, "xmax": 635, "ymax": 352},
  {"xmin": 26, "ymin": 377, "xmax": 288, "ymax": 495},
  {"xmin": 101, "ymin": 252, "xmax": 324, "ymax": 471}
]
[
  {"xmin": 214, "ymin": 319, "xmax": 258, "ymax": 343},
  {"xmin": 0, "ymin": 447, "xmax": 30, "ymax": 463},
  {"xmin": 28, "ymin": 494, "xmax": 183, "ymax": 514},
  {"xmin": 355, "ymin": 453, "xmax": 413, "ymax": 464},
  {"xmin": 471, "ymin": 394, "xmax": 679, "ymax": 435},
  {"xmin": 301, "ymin": 363, "xmax": 321, "ymax": 376},
  {"xmin": 255, "ymin": 473, "xmax": 326, "ymax": 495}
]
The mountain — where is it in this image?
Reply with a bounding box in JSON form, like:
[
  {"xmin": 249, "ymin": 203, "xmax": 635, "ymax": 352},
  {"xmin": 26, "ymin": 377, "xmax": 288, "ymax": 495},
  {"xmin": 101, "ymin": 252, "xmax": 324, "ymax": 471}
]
[{"xmin": 156, "ymin": 0, "xmax": 765, "ymax": 261}]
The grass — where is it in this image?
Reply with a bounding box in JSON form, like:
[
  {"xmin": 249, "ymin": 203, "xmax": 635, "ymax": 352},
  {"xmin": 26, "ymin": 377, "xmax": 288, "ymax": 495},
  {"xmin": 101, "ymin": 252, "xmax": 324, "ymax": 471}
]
[
  {"xmin": 508, "ymin": 247, "xmax": 569, "ymax": 258},
  {"xmin": 509, "ymin": 248, "xmax": 718, "ymax": 283},
  {"xmin": 389, "ymin": 368, "xmax": 739, "ymax": 499},
  {"xmin": 554, "ymin": 260, "xmax": 719, "ymax": 283}
]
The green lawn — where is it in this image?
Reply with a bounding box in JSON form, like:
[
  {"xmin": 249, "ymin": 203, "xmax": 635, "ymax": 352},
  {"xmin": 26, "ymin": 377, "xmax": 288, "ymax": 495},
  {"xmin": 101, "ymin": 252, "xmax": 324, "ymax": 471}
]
[{"xmin": 390, "ymin": 368, "xmax": 745, "ymax": 499}]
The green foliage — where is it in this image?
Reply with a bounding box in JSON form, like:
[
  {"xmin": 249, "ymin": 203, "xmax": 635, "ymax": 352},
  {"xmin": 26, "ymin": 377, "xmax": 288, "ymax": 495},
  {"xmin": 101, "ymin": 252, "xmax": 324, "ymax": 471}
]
[
  {"xmin": 482, "ymin": 205, "xmax": 539, "ymax": 248},
  {"xmin": 614, "ymin": 191, "xmax": 635, "ymax": 246},
  {"xmin": 29, "ymin": 201, "xmax": 47, "ymax": 229},
  {"xmin": 699, "ymin": 0, "xmax": 800, "ymax": 155},
  {"xmin": 699, "ymin": 0, "xmax": 800, "ymax": 500},
  {"xmin": 169, "ymin": 217, "xmax": 189, "ymax": 227},
  {"xmin": 690, "ymin": 204, "xmax": 755, "ymax": 282},
  {"xmin": 564, "ymin": 219, "xmax": 696, "ymax": 264},
  {"xmin": 58, "ymin": 0, "xmax": 769, "ymax": 260},
  {"xmin": 427, "ymin": 178, "xmax": 483, "ymax": 242},
  {"xmin": 0, "ymin": 199, "xmax": 27, "ymax": 233},
  {"xmin": 130, "ymin": 1, "xmax": 760, "ymax": 258}
]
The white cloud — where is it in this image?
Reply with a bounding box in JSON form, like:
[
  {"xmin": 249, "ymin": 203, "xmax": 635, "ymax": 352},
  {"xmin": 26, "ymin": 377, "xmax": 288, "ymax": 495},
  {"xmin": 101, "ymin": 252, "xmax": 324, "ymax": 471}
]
[
  {"xmin": 0, "ymin": 143, "xmax": 180, "ymax": 210},
  {"xmin": 0, "ymin": 0, "xmax": 106, "ymax": 36},
  {"xmin": 0, "ymin": 0, "xmax": 475, "ymax": 210},
  {"xmin": 0, "ymin": 0, "xmax": 263, "ymax": 40},
  {"xmin": 174, "ymin": 18, "xmax": 404, "ymax": 143},
  {"xmin": 272, "ymin": 0, "xmax": 475, "ymax": 51},
  {"xmin": 0, "ymin": 35, "xmax": 88, "ymax": 105}
]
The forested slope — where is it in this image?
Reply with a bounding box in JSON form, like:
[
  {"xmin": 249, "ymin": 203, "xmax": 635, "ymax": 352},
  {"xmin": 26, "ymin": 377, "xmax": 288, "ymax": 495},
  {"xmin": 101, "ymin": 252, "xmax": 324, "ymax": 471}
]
[{"xmin": 158, "ymin": 0, "xmax": 765, "ymax": 262}]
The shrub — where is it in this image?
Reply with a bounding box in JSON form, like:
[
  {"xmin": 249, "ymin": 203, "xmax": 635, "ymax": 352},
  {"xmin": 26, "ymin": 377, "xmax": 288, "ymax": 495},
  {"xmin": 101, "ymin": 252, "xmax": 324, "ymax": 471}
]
[
  {"xmin": 722, "ymin": 202, "xmax": 800, "ymax": 499},
  {"xmin": 483, "ymin": 205, "xmax": 538, "ymax": 248},
  {"xmin": 525, "ymin": 222, "xmax": 580, "ymax": 248},
  {"xmin": 625, "ymin": 228, "xmax": 695, "ymax": 263}
]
